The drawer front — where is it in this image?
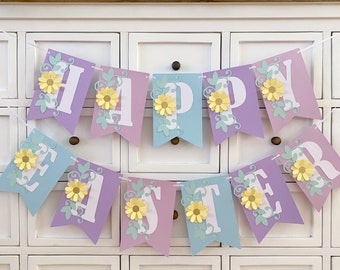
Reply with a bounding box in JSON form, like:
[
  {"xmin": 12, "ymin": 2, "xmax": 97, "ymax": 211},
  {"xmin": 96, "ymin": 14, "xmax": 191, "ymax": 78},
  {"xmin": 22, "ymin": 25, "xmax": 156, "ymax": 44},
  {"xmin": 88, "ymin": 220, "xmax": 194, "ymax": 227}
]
[
  {"xmin": 128, "ymin": 109, "xmax": 219, "ymax": 173},
  {"xmin": 28, "ymin": 108, "xmax": 120, "ymax": 172},
  {"xmin": 332, "ymin": 33, "xmax": 340, "ymax": 98},
  {"xmin": 28, "ymin": 256, "xmax": 120, "ymax": 270},
  {"xmin": 28, "ymin": 182, "xmax": 120, "ymax": 246},
  {"xmin": 0, "ymin": 33, "xmax": 16, "ymax": 98},
  {"xmin": 25, "ymin": 33, "xmax": 120, "ymax": 99},
  {"xmin": 130, "ymin": 256, "xmax": 220, "ymax": 270},
  {"xmin": 0, "ymin": 192, "xmax": 19, "ymax": 245},
  {"xmin": 230, "ymin": 256, "xmax": 322, "ymax": 269},
  {"xmin": 230, "ymin": 32, "xmax": 323, "ymax": 99},
  {"xmin": 0, "ymin": 256, "xmax": 19, "ymax": 270}
]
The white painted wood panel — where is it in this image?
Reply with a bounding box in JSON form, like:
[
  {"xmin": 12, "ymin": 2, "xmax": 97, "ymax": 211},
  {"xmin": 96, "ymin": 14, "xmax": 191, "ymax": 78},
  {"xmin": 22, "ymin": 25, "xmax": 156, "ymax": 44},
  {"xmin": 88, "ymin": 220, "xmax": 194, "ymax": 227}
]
[
  {"xmin": 0, "ymin": 33, "xmax": 16, "ymax": 98},
  {"xmin": 0, "ymin": 256, "xmax": 19, "ymax": 270}
]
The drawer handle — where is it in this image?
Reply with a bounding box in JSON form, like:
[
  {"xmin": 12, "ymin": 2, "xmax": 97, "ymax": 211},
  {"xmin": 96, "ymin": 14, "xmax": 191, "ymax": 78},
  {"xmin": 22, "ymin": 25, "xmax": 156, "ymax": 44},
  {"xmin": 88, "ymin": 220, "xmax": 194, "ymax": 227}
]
[
  {"xmin": 171, "ymin": 61, "xmax": 181, "ymax": 71},
  {"xmin": 69, "ymin": 136, "xmax": 80, "ymax": 145},
  {"xmin": 271, "ymin": 136, "xmax": 281, "ymax": 145},
  {"xmin": 170, "ymin": 137, "xmax": 180, "ymax": 145},
  {"xmin": 173, "ymin": 210, "xmax": 179, "ymax": 220}
]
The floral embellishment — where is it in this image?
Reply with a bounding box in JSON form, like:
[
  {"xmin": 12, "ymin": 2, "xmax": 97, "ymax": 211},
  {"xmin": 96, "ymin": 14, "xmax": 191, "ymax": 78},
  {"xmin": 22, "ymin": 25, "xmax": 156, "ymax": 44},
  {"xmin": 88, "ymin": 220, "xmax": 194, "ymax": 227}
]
[
  {"xmin": 125, "ymin": 198, "xmax": 147, "ymax": 220},
  {"xmin": 154, "ymin": 94, "xmax": 176, "ymax": 116},
  {"xmin": 38, "ymin": 71, "xmax": 62, "ymax": 94},
  {"xmin": 65, "ymin": 179, "xmax": 88, "ymax": 202},
  {"xmin": 185, "ymin": 201, "xmax": 208, "ymax": 223},
  {"xmin": 96, "ymin": 87, "xmax": 119, "ymax": 110},
  {"xmin": 291, "ymin": 159, "xmax": 314, "ymax": 181},
  {"xmin": 14, "ymin": 149, "xmax": 38, "ymax": 171},
  {"xmin": 207, "ymin": 90, "xmax": 230, "ymax": 113},
  {"xmin": 261, "ymin": 78, "xmax": 285, "ymax": 102},
  {"xmin": 241, "ymin": 187, "xmax": 263, "ymax": 210}
]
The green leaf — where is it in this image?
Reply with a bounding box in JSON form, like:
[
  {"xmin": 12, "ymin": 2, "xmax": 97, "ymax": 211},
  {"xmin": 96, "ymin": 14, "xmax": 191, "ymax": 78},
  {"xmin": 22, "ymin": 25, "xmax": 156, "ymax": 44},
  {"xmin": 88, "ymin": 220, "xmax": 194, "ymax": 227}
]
[
  {"xmin": 126, "ymin": 226, "xmax": 138, "ymax": 240},
  {"xmin": 78, "ymin": 162, "xmax": 90, "ymax": 174},
  {"xmin": 234, "ymin": 170, "xmax": 245, "ymax": 184},
  {"xmin": 255, "ymin": 215, "xmax": 268, "ymax": 226},
  {"xmin": 207, "ymin": 71, "xmax": 219, "ymax": 86},
  {"xmin": 52, "ymin": 65, "xmax": 61, "ymax": 72},
  {"xmin": 132, "ymin": 178, "xmax": 143, "ymax": 192},
  {"xmin": 35, "ymin": 99, "xmax": 47, "ymax": 113},
  {"xmin": 49, "ymin": 53, "xmax": 61, "ymax": 66},
  {"xmin": 61, "ymin": 206, "xmax": 72, "ymax": 220},
  {"xmin": 310, "ymin": 187, "xmax": 323, "ymax": 196},
  {"xmin": 96, "ymin": 116, "xmax": 108, "ymax": 129},
  {"xmin": 102, "ymin": 68, "xmax": 114, "ymax": 82},
  {"xmin": 273, "ymin": 107, "xmax": 286, "ymax": 119},
  {"xmin": 215, "ymin": 82, "xmax": 222, "ymax": 90}
]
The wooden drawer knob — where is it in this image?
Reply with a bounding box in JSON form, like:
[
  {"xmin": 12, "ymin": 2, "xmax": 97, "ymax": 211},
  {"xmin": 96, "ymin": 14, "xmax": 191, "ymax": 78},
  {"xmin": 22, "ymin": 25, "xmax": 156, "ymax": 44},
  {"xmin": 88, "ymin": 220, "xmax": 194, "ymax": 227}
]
[
  {"xmin": 173, "ymin": 210, "xmax": 179, "ymax": 220},
  {"xmin": 69, "ymin": 136, "xmax": 80, "ymax": 145},
  {"xmin": 170, "ymin": 137, "xmax": 180, "ymax": 145},
  {"xmin": 271, "ymin": 136, "xmax": 281, "ymax": 145},
  {"xmin": 171, "ymin": 61, "xmax": 181, "ymax": 71}
]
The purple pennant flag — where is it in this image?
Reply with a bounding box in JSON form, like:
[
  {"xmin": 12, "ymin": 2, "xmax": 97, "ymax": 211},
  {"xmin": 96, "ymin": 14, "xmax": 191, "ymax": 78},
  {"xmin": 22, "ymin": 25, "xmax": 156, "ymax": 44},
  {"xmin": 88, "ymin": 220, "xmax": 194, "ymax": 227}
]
[
  {"xmin": 203, "ymin": 65, "xmax": 264, "ymax": 145},
  {"xmin": 252, "ymin": 48, "xmax": 321, "ymax": 133},
  {"xmin": 27, "ymin": 49, "xmax": 95, "ymax": 134},
  {"xmin": 51, "ymin": 158, "xmax": 121, "ymax": 244},
  {"xmin": 90, "ymin": 66, "xmax": 149, "ymax": 146},
  {"xmin": 229, "ymin": 156, "xmax": 303, "ymax": 243},
  {"xmin": 121, "ymin": 177, "xmax": 176, "ymax": 256},
  {"xmin": 276, "ymin": 125, "xmax": 340, "ymax": 211}
]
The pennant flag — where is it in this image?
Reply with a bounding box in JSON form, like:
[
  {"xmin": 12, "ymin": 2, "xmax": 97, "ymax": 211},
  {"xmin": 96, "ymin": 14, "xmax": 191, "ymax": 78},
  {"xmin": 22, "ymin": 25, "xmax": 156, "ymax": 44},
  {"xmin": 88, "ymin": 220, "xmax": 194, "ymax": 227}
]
[
  {"xmin": 121, "ymin": 177, "xmax": 176, "ymax": 256},
  {"xmin": 151, "ymin": 73, "xmax": 202, "ymax": 147},
  {"xmin": 0, "ymin": 129, "xmax": 73, "ymax": 215},
  {"xmin": 181, "ymin": 176, "xmax": 240, "ymax": 255},
  {"xmin": 27, "ymin": 49, "xmax": 95, "ymax": 134},
  {"xmin": 229, "ymin": 156, "xmax": 303, "ymax": 243},
  {"xmin": 203, "ymin": 65, "xmax": 264, "ymax": 145},
  {"xmin": 51, "ymin": 158, "xmax": 121, "ymax": 244},
  {"xmin": 276, "ymin": 125, "xmax": 340, "ymax": 211},
  {"xmin": 90, "ymin": 66, "xmax": 149, "ymax": 146},
  {"xmin": 252, "ymin": 48, "xmax": 321, "ymax": 133}
]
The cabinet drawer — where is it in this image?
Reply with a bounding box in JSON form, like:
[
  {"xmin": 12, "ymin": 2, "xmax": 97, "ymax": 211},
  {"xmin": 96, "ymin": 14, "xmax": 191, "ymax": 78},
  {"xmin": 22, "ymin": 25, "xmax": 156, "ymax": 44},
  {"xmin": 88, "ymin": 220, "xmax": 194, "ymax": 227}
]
[
  {"xmin": 25, "ymin": 33, "xmax": 120, "ymax": 99},
  {"xmin": 230, "ymin": 32, "xmax": 323, "ymax": 99},
  {"xmin": 28, "ymin": 182, "xmax": 120, "ymax": 246},
  {"xmin": 0, "ymin": 33, "xmax": 16, "ymax": 98},
  {"xmin": 28, "ymin": 256, "xmax": 120, "ymax": 270},
  {"xmin": 228, "ymin": 109, "xmax": 318, "ymax": 172},
  {"xmin": 128, "ymin": 109, "xmax": 219, "ymax": 173},
  {"xmin": 0, "ymin": 192, "xmax": 19, "ymax": 245},
  {"xmin": 332, "ymin": 33, "xmax": 340, "ymax": 98},
  {"xmin": 28, "ymin": 108, "xmax": 120, "ymax": 172},
  {"xmin": 332, "ymin": 257, "xmax": 340, "ymax": 269},
  {"xmin": 230, "ymin": 256, "xmax": 322, "ymax": 269},
  {"xmin": 0, "ymin": 108, "xmax": 18, "ymax": 172},
  {"xmin": 130, "ymin": 256, "xmax": 220, "ymax": 270},
  {"xmin": 0, "ymin": 256, "xmax": 19, "ymax": 270},
  {"xmin": 234, "ymin": 183, "xmax": 321, "ymax": 247}
]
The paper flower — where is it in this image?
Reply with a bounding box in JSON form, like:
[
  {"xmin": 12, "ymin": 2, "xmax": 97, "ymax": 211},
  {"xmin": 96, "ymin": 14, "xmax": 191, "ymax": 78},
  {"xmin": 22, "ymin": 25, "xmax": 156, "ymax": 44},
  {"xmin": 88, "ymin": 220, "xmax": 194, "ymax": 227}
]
[
  {"xmin": 261, "ymin": 78, "xmax": 285, "ymax": 102},
  {"xmin": 13, "ymin": 149, "xmax": 38, "ymax": 171},
  {"xmin": 241, "ymin": 187, "xmax": 263, "ymax": 210},
  {"xmin": 207, "ymin": 90, "xmax": 230, "ymax": 113},
  {"xmin": 65, "ymin": 179, "xmax": 88, "ymax": 202},
  {"xmin": 38, "ymin": 71, "xmax": 62, "ymax": 94},
  {"xmin": 125, "ymin": 198, "xmax": 147, "ymax": 220},
  {"xmin": 96, "ymin": 87, "xmax": 119, "ymax": 110},
  {"xmin": 185, "ymin": 201, "xmax": 208, "ymax": 223},
  {"xmin": 154, "ymin": 94, "xmax": 176, "ymax": 116},
  {"xmin": 291, "ymin": 159, "xmax": 314, "ymax": 181}
]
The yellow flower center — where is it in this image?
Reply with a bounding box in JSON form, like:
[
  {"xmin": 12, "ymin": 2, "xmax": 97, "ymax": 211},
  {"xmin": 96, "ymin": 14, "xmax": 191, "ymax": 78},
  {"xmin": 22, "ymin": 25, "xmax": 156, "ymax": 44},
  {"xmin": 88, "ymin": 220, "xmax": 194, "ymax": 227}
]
[
  {"xmin": 73, "ymin": 187, "xmax": 80, "ymax": 194},
  {"xmin": 193, "ymin": 208, "xmax": 200, "ymax": 215},
  {"xmin": 299, "ymin": 167, "xmax": 306, "ymax": 173},
  {"xmin": 215, "ymin": 98, "xmax": 222, "ymax": 105},
  {"xmin": 132, "ymin": 205, "xmax": 140, "ymax": 212},
  {"xmin": 268, "ymin": 86, "xmax": 276, "ymax": 93},
  {"xmin": 104, "ymin": 95, "xmax": 111, "ymax": 102},
  {"xmin": 47, "ymin": 79, "xmax": 55, "ymax": 86},
  {"xmin": 248, "ymin": 195, "xmax": 255, "ymax": 202},
  {"xmin": 22, "ymin": 156, "xmax": 29, "ymax": 163},
  {"xmin": 161, "ymin": 101, "xmax": 168, "ymax": 108}
]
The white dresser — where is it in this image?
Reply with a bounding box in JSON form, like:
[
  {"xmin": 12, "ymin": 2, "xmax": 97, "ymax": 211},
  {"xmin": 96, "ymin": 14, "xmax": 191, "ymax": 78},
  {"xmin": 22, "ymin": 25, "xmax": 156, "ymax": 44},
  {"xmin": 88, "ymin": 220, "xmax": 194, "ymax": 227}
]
[{"xmin": 0, "ymin": 2, "xmax": 339, "ymax": 270}]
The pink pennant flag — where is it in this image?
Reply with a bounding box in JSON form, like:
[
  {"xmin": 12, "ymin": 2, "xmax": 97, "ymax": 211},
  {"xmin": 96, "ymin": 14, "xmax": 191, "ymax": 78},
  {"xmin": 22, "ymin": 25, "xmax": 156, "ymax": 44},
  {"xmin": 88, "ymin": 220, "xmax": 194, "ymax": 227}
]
[
  {"xmin": 252, "ymin": 48, "xmax": 321, "ymax": 133},
  {"xmin": 120, "ymin": 177, "xmax": 176, "ymax": 256},
  {"xmin": 276, "ymin": 125, "xmax": 340, "ymax": 211},
  {"xmin": 90, "ymin": 66, "xmax": 149, "ymax": 146}
]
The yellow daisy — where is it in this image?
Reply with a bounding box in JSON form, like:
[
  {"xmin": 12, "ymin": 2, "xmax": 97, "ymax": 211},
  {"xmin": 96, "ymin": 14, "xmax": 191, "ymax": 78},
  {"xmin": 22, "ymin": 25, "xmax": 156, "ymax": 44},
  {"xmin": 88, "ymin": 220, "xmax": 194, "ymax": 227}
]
[
  {"xmin": 185, "ymin": 201, "xmax": 208, "ymax": 223},
  {"xmin": 291, "ymin": 159, "xmax": 314, "ymax": 181},
  {"xmin": 154, "ymin": 94, "xmax": 176, "ymax": 116},
  {"xmin": 96, "ymin": 87, "xmax": 119, "ymax": 110},
  {"xmin": 13, "ymin": 149, "xmax": 38, "ymax": 171},
  {"xmin": 38, "ymin": 71, "xmax": 62, "ymax": 94},
  {"xmin": 207, "ymin": 90, "xmax": 230, "ymax": 113},
  {"xmin": 65, "ymin": 179, "xmax": 88, "ymax": 202},
  {"xmin": 261, "ymin": 78, "xmax": 285, "ymax": 102},
  {"xmin": 241, "ymin": 187, "xmax": 263, "ymax": 210},
  {"xmin": 125, "ymin": 198, "xmax": 147, "ymax": 220}
]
